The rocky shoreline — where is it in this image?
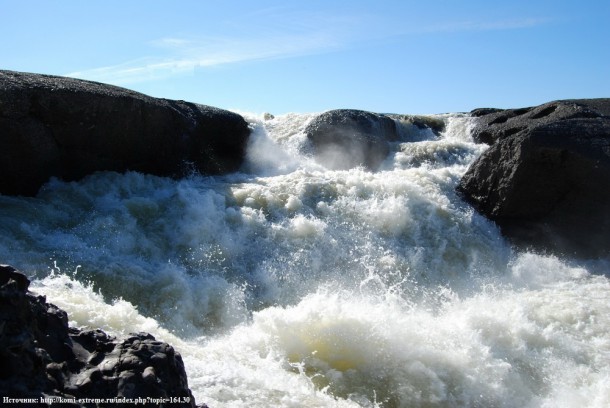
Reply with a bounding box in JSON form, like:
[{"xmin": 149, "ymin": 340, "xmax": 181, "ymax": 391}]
[
  {"xmin": 458, "ymin": 99, "xmax": 610, "ymax": 258},
  {"xmin": 300, "ymin": 97, "xmax": 610, "ymax": 259},
  {"xmin": 0, "ymin": 265, "xmax": 202, "ymax": 407}
]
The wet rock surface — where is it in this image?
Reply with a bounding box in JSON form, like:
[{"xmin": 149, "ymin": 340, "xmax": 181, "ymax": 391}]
[
  {"xmin": 305, "ymin": 109, "xmax": 399, "ymax": 170},
  {"xmin": 386, "ymin": 113, "xmax": 446, "ymax": 137},
  {"xmin": 0, "ymin": 264, "xmax": 199, "ymax": 407},
  {"xmin": 459, "ymin": 99, "xmax": 610, "ymax": 258},
  {"xmin": 0, "ymin": 70, "xmax": 250, "ymax": 197}
]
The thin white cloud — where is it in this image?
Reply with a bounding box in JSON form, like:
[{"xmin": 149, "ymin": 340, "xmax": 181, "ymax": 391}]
[
  {"xmin": 67, "ymin": 10, "xmax": 358, "ymax": 85},
  {"xmin": 68, "ymin": 32, "xmax": 343, "ymax": 85},
  {"xmin": 66, "ymin": 14, "xmax": 551, "ymax": 86},
  {"xmin": 67, "ymin": 57, "xmax": 195, "ymax": 85},
  {"xmin": 151, "ymin": 37, "xmax": 193, "ymax": 49}
]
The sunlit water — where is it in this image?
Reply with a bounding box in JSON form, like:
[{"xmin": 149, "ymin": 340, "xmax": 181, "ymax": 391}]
[{"xmin": 1, "ymin": 112, "xmax": 608, "ymax": 407}]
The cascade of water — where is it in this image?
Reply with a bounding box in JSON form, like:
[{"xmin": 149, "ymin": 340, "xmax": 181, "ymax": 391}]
[{"xmin": 1, "ymin": 112, "xmax": 607, "ymax": 407}]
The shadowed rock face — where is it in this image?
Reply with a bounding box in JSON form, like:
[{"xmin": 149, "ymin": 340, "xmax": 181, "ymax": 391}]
[
  {"xmin": 305, "ymin": 109, "xmax": 399, "ymax": 170},
  {"xmin": 0, "ymin": 264, "xmax": 199, "ymax": 407},
  {"xmin": 458, "ymin": 99, "xmax": 610, "ymax": 258},
  {"xmin": 0, "ymin": 70, "xmax": 250, "ymax": 196}
]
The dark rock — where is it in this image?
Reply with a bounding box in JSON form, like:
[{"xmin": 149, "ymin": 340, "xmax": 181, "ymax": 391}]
[
  {"xmin": 470, "ymin": 107, "xmax": 505, "ymax": 117},
  {"xmin": 305, "ymin": 109, "xmax": 399, "ymax": 170},
  {"xmin": 0, "ymin": 264, "xmax": 30, "ymax": 291},
  {"xmin": 63, "ymin": 331, "xmax": 195, "ymax": 406},
  {"xmin": 458, "ymin": 99, "xmax": 610, "ymax": 258},
  {"xmin": 387, "ymin": 114, "xmax": 446, "ymax": 136},
  {"xmin": 0, "ymin": 264, "xmax": 197, "ymax": 407},
  {"xmin": 0, "ymin": 264, "xmax": 67, "ymax": 397},
  {"xmin": 469, "ymin": 99, "xmax": 610, "ymax": 145},
  {"xmin": 0, "ymin": 70, "xmax": 250, "ymax": 196}
]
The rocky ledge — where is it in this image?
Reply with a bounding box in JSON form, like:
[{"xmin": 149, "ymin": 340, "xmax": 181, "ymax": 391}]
[
  {"xmin": 305, "ymin": 109, "xmax": 444, "ymax": 170},
  {"xmin": 0, "ymin": 264, "xmax": 202, "ymax": 407},
  {"xmin": 0, "ymin": 70, "xmax": 250, "ymax": 197},
  {"xmin": 458, "ymin": 99, "xmax": 610, "ymax": 258}
]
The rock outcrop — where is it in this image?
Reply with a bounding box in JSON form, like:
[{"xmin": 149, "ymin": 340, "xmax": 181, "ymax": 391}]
[
  {"xmin": 0, "ymin": 264, "xmax": 198, "ymax": 407},
  {"xmin": 0, "ymin": 70, "xmax": 250, "ymax": 197},
  {"xmin": 458, "ymin": 99, "xmax": 610, "ymax": 258},
  {"xmin": 469, "ymin": 99, "xmax": 610, "ymax": 145},
  {"xmin": 387, "ymin": 114, "xmax": 446, "ymax": 137},
  {"xmin": 305, "ymin": 109, "xmax": 399, "ymax": 170}
]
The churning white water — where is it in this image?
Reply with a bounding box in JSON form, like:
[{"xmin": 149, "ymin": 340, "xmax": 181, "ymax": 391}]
[{"xmin": 1, "ymin": 112, "xmax": 608, "ymax": 407}]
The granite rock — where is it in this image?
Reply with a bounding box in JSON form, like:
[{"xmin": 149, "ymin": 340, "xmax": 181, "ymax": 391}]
[
  {"xmin": 0, "ymin": 264, "xmax": 198, "ymax": 407},
  {"xmin": 0, "ymin": 70, "xmax": 250, "ymax": 196},
  {"xmin": 458, "ymin": 99, "xmax": 610, "ymax": 258},
  {"xmin": 304, "ymin": 109, "xmax": 399, "ymax": 170}
]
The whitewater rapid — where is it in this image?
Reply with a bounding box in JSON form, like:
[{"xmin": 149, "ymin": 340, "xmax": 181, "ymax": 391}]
[{"xmin": 1, "ymin": 112, "xmax": 608, "ymax": 407}]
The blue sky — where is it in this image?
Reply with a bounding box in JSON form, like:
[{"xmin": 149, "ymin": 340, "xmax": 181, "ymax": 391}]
[{"xmin": 1, "ymin": 1, "xmax": 608, "ymax": 114}]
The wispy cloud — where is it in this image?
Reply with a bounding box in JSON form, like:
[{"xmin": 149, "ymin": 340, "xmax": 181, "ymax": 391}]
[
  {"xmin": 66, "ymin": 13, "xmax": 551, "ymax": 86},
  {"xmin": 67, "ymin": 34, "xmax": 342, "ymax": 85},
  {"xmin": 67, "ymin": 57, "xmax": 196, "ymax": 85},
  {"xmin": 66, "ymin": 11, "xmax": 357, "ymax": 85}
]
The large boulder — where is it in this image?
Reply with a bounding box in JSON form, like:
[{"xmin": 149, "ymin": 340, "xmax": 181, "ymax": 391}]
[
  {"xmin": 458, "ymin": 99, "xmax": 610, "ymax": 258},
  {"xmin": 0, "ymin": 70, "xmax": 250, "ymax": 196},
  {"xmin": 469, "ymin": 99, "xmax": 610, "ymax": 144},
  {"xmin": 0, "ymin": 264, "xmax": 198, "ymax": 407},
  {"xmin": 305, "ymin": 109, "xmax": 399, "ymax": 170}
]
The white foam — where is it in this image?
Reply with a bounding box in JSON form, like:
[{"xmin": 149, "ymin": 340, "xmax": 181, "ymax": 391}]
[
  {"xmin": 2, "ymin": 112, "xmax": 608, "ymax": 407},
  {"xmin": 180, "ymin": 269, "xmax": 609, "ymax": 407}
]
